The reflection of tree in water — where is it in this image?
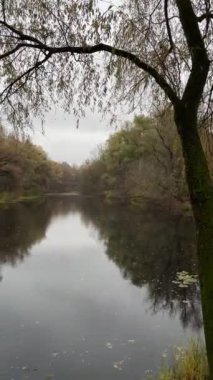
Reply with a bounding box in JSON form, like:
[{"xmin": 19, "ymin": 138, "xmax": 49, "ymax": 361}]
[
  {"xmin": 0, "ymin": 200, "xmax": 49, "ymax": 265},
  {"xmin": 0, "ymin": 196, "xmax": 78, "ymax": 267},
  {"xmin": 0, "ymin": 196, "xmax": 202, "ymax": 330},
  {"xmin": 76, "ymin": 198, "xmax": 202, "ymax": 331}
]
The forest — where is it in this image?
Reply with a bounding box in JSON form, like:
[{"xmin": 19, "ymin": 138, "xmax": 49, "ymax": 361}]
[
  {"xmin": 0, "ymin": 125, "xmax": 78, "ymax": 201},
  {"xmin": 1, "ymin": 112, "xmax": 212, "ymax": 207}
]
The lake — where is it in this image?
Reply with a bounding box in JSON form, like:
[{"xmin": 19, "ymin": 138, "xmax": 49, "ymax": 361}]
[{"xmin": 0, "ymin": 195, "xmax": 203, "ymax": 379}]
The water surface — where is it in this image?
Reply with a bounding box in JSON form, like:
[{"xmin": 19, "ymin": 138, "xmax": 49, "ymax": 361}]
[{"xmin": 0, "ymin": 196, "xmax": 203, "ymax": 379}]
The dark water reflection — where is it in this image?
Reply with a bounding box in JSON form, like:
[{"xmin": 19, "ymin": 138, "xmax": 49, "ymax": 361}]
[{"xmin": 0, "ymin": 196, "xmax": 203, "ymax": 379}]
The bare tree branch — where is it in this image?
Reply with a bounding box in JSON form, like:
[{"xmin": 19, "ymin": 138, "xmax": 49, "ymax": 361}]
[
  {"xmin": 0, "ymin": 14, "xmax": 180, "ymax": 106},
  {"xmin": 0, "ymin": 20, "xmax": 47, "ymax": 47},
  {"xmin": 0, "ymin": 43, "xmax": 41, "ymax": 60},
  {"xmin": 0, "ymin": 46, "xmax": 179, "ymax": 106},
  {"xmin": 164, "ymin": 0, "xmax": 174, "ymax": 54},
  {"xmin": 197, "ymin": 12, "xmax": 213, "ymax": 22}
]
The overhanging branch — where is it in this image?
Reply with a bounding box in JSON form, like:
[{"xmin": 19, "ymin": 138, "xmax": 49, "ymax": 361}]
[
  {"xmin": 197, "ymin": 12, "xmax": 213, "ymax": 22},
  {"xmin": 0, "ymin": 20, "xmax": 179, "ymax": 106},
  {"xmin": 0, "ymin": 43, "xmax": 41, "ymax": 60},
  {"xmin": 0, "ymin": 20, "xmax": 47, "ymax": 47},
  {"xmin": 57, "ymin": 43, "xmax": 179, "ymax": 104},
  {"xmin": 0, "ymin": 52, "xmax": 52, "ymax": 104}
]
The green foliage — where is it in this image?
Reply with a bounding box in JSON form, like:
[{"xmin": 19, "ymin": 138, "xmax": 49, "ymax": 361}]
[
  {"xmin": 0, "ymin": 126, "xmax": 77, "ymax": 199},
  {"xmin": 79, "ymin": 112, "xmax": 213, "ymax": 204},
  {"xmin": 0, "ymin": 1, "xmax": 211, "ymax": 132},
  {"xmin": 79, "ymin": 113, "xmax": 188, "ymax": 203},
  {"xmin": 48, "ymin": 161, "xmax": 78, "ymax": 193}
]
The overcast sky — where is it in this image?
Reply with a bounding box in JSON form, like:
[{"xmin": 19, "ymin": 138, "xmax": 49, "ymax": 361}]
[{"xmin": 29, "ymin": 110, "xmax": 121, "ymax": 166}]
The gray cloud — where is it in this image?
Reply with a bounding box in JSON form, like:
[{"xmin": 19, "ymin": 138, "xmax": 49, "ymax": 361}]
[{"xmin": 31, "ymin": 111, "xmax": 114, "ymax": 165}]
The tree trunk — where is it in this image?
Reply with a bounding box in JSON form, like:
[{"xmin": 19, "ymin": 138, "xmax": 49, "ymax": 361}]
[{"xmin": 174, "ymin": 105, "xmax": 213, "ymax": 379}]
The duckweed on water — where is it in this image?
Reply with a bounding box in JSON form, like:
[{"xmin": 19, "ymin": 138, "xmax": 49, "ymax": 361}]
[{"xmin": 152, "ymin": 341, "xmax": 208, "ymax": 380}]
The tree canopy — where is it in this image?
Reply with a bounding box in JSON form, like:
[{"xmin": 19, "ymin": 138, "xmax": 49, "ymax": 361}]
[
  {"xmin": 0, "ymin": 0, "xmax": 212, "ymax": 128},
  {"xmin": 79, "ymin": 114, "xmax": 189, "ymax": 202},
  {"xmin": 0, "ymin": 126, "xmax": 78, "ymax": 197}
]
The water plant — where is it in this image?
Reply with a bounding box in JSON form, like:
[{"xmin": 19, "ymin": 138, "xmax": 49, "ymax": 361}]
[{"xmin": 153, "ymin": 341, "xmax": 208, "ymax": 380}]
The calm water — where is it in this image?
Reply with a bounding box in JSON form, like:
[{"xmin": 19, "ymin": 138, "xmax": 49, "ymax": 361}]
[{"xmin": 0, "ymin": 196, "xmax": 203, "ymax": 380}]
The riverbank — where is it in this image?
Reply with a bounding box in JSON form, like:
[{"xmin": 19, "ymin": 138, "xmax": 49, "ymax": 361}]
[
  {"xmin": 154, "ymin": 341, "xmax": 208, "ymax": 380},
  {"xmin": 0, "ymin": 192, "xmax": 43, "ymax": 205},
  {"xmin": 78, "ymin": 191, "xmax": 192, "ymax": 216}
]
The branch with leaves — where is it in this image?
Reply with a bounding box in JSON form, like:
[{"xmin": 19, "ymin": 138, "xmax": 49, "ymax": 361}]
[{"xmin": 0, "ymin": 0, "xmax": 211, "ymax": 128}]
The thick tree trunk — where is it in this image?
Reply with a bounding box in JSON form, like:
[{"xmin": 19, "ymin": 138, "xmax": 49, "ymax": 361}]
[{"xmin": 174, "ymin": 105, "xmax": 213, "ymax": 379}]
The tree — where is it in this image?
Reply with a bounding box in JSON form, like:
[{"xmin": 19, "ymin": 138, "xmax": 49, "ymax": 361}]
[
  {"xmin": 100, "ymin": 114, "xmax": 187, "ymax": 202},
  {"xmin": 0, "ymin": 126, "xmax": 77, "ymax": 195},
  {"xmin": 79, "ymin": 114, "xmax": 187, "ymax": 202},
  {"xmin": 0, "ymin": 0, "xmax": 212, "ymax": 375}
]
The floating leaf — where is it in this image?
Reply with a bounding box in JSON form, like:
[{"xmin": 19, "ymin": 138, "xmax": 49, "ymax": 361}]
[
  {"xmin": 113, "ymin": 360, "xmax": 124, "ymax": 371},
  {"xmin": 106, "ymin": 342, "xmax": 113, "ymax": 349}
]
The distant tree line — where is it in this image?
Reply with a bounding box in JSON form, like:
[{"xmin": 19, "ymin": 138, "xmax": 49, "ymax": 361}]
[
  {"xmin": 79, "ymin": 113, "xmax": 213, "ymax": 205},
  {"xmin": 0, "ymin": 126, "xmax": 78, "ymax": 198},
  {"xmin": 1, "ymin": 114, "xmax": 212, "ymax": 205}
]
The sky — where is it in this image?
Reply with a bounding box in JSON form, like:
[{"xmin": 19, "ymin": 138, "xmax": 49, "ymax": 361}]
[{"xmin": 30, "ymin": 110, "xmax": 119, "ymax": 166}]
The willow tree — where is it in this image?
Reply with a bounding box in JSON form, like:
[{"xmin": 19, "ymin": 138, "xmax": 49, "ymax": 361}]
[{"xmin": 0, "ymin": 0, "xmax": 212, "ymax": 375}]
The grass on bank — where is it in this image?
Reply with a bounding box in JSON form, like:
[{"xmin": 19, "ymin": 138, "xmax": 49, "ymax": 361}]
[
  {"xmin": 0, "ymin": 191, "xmax": 43, "ymax": 205},
  {"xmin": 153, "ymin": 341, "xmax": 208, "ymax": 380}
]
